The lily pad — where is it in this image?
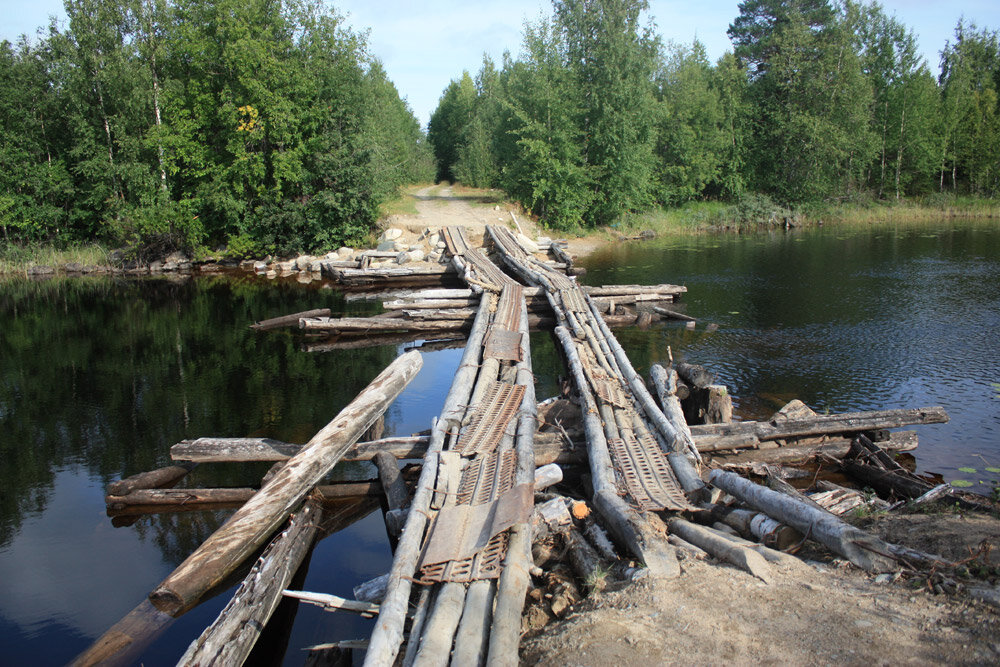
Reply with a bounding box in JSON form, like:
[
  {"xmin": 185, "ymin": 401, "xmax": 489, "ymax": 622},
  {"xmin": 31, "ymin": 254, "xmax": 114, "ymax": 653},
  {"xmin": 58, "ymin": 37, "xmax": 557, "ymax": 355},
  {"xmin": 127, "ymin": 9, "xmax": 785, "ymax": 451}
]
[
  {"xmin": 958, "ymin": 467, "xmax": 978, "ymax": 473},
  {"xmin": 950, "ymin": 480, "xmax": 974, "ymax": 488},
  {"xmin": 986, "ymin": 467, "xmax": 1000, "ymax": 474}
]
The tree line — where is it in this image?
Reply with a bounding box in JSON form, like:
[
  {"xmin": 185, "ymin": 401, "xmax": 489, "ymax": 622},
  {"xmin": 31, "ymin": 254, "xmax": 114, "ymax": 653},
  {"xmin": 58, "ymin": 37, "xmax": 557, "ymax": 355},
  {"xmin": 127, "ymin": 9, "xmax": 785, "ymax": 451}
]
[
  {"xmin": 429, "ymin": 0, "xmax": 1000, "ymax": 229},
  {"xmin": 0, "ymin": 0, "xmax": 433, "ymax": 256}
]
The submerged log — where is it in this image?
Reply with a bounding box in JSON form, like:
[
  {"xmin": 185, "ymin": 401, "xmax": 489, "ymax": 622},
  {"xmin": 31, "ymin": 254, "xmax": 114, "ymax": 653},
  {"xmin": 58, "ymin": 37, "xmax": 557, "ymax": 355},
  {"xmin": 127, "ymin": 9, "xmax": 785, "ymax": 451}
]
[
  {"xmin": 149, "ymin": 351, "xmax": 423, "ymax": 616},
  {"xmin": 251, "ymin": 309, "xmax": 331, "ymax": 331},
  {"xmin": 708, "ymin": 470, "xmax": 897, "ymax": 573},
  {"xmin": 107, "ymin": 462, "xmax": 198, "ymax": 496},
  {"xmin": 178, "ymin": 497, "xmax": 324, "ymax": 666}
]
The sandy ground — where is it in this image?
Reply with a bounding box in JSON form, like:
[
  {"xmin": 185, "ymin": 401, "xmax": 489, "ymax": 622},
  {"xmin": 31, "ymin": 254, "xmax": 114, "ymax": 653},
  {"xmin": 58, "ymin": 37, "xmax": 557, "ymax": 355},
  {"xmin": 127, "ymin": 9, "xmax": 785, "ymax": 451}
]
[
  {"xmin": 381, "ymin": 185, "xmax": 605, "ymax": 258},
  {"xmin": 522, "ymin": 511, "xmax": 1000, "ymax": 666}
]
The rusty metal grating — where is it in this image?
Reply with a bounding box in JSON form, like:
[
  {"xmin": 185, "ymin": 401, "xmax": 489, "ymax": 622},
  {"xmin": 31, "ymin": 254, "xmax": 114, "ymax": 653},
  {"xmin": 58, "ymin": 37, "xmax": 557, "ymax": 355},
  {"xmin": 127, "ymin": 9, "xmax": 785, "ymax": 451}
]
[
  {"xmin": 420, "ymin": 532, "xmax": 508, "ymax": 583},
  {"xmin": 494, "ymin": 284, "xmax": 523, "ymax": 331},
  {"xmin": 607, "ymin": 429, "xmax": 694, "ymax": 512},
  {"xmin": 456, "ymin": 450, "xmax": 518, "ymax": 505},
  {"xmin": 484, "ymin": 328, "xmax": 523, "ymax": 362},
  {"xmin": 419, "ymin": 450, "xmax": 520, "ymax": 583},
  {"xmin": 452, "ymin": 381, "xmax": 525, "ymax": 456}
]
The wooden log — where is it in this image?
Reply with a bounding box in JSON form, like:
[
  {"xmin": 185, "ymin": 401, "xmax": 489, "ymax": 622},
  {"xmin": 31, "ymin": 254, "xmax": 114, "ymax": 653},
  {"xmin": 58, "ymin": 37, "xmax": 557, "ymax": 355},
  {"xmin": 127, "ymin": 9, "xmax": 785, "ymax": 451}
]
[
  {"xmin": 650, "ymin": 364, "xmax": 700, "ymax": 470},
  {"xmin": 708, "ymin": 430, "xmax": 919, "ymax": 465},
  {"xmin": 282, "ymin": 591, "xmax": 380, "ymax": 617},
  {"xmin": 353, "ymin": 573, "xmax": 390, "ymax": 604},
  {"xmin": 105, "ymin": 480, "xmax": 402, "ymax": 515},
  {"xmin": 374, "ymin": 451, "xmax": 408, "ymax": 550},
  {"xmin": 652, "ymin": 305, "xmax": 696, "ymax": 322},
  {"xmin": 251, "ymin": 309, "xmax": 331, "ymax": 331},
  {"xmin": 170, "ymin": 432, "xmax": 581, "ymax": 467},
  {"xmin": 706, "ymin": 505, "xmax": 803, "ymax": 551},
  {"xmin": 690, "ymin": 406, "xmax": 948, "ymax": 442},
  {"xmin": 566, "ymin": 528, "xmax": 604, "ymax": 587},
  {"xmin": 302, "ymin": 333, "xmax": 466, "ymax": 353},
  {"xmin": 675, "ymin": 362, "xmax": 714, "ymax": 388},
  {"xmin": 70, "ymin": 599, "xmax": 175, "ymax": 667},
  {"xmin": 668, "ymin": 518, "xmax": 772, "ymax": 583},
  {"xmin": 107, "ymin": 462, "xmax": 197, "ymax": 496},
  {"xmin": 451, "ymin": 580, "xmax": 494, "ymax": 666},
  {"xmin": 333, "ymin": 264, "xmax": 457, "ymax": 286},
  {"xmin": 708, "ymin": 470, "xmax": 898, "ymax": 573},
  {"xmin": 365, "ymin": 296, "xmax": 492, "ymax": 667},
  {"xmin": 412, "ymin": 582, "xmax": 466, "ymax": 667},
  {"xmin": 149, "ymin": 351, "xmax": 423, "ymax": 616},
  {"xmin": 178, "ymin": 497, "xmax": 323, "ymax": 666},
  {"xmin": 839, "ymin": 458, "xmax": 933, "ymax": 500},
  {"xmin": 382, "ymin": 298, "xmax": 480, "ymax": 310},
  {"xmin": 301, "ymin": 316, "xmax": 472, "ymax": 334},
  {"xmin": 704, "ymin": 385, "xmax": 733, "ymax": 424},
  {"xmin": 554, "ymin": 326, "xmax": 680, "ymax": 578}
]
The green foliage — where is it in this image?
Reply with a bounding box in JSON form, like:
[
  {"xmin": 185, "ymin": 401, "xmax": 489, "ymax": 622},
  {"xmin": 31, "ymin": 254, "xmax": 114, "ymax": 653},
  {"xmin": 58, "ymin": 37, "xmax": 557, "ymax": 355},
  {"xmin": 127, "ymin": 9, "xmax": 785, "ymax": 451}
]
[{"xmin": 0, "ymin": 0, "xmax": 429, "ymax": 256}]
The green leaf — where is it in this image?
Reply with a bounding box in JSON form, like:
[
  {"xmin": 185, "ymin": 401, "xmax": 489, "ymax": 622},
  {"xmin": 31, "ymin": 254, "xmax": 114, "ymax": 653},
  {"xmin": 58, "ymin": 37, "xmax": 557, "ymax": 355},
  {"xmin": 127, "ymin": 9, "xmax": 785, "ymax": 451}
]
[
  {"xmin": 957, "ymin": 467, "xmax": 977, "ymax": 473},
  {"xmin": 950, "ymin": 480, "xmax": 974, "ymax": 488},
  {"xmin": 985, "ymin": 467, "xmax": 1000, "ymax": 474}
]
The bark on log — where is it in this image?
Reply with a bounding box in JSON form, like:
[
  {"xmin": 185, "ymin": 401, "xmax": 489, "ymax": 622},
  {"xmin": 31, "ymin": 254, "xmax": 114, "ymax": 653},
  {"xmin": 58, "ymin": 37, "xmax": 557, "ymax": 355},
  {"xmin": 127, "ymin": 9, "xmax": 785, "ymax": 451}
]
[
  {"xmin": 148, "ymin": 351, "xmax": 423, "ymax": 616},
  {"xmin": 840, "ymin": 459, "xmax": 933, "ymax": 500},
  {"xmin": 107, "ymin": 462, "xmax": 197, "ymax": 496},
  {"xmin": 708, "ymin": 470, "xmax": 898, "ymax": 573},
  {"xmin": 675, "ymin": 362, "xmax": 714, "ymax": 388},
  {"xmin": 178, "ymin": 497, "xmax": 323, "ymax": 666}
]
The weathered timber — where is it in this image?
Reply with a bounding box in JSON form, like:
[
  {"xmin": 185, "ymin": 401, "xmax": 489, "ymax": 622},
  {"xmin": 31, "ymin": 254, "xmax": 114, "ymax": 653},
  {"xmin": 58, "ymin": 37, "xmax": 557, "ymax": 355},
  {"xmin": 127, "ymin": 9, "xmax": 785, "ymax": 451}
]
[
  {"xmin": 331, "ymin": 264, "xmax": 457, "ymax": 286},
  {"xmin": 365, "ymin": 296, "xmax": 493, "ymax": 667},
  {"xmin": 347, "ymin": 283, "xmax": 684, "ymax": 303},
  {"xmin": 149, "ymin": 351, "xmax": 423, "ymax": 616},
  {"xmin": 690, "ymin": 406, "xmax": 947, "ymax": 443},
  {"xmin": 652, "ymin": 305, "xmax": 696, "ymax": 322},
  {"xmin": 675, "ymin": 362, "xmax": 715, "ymax": 388},
  {"xmin": 302, "ymin": 333, "xmax": 465, "ymax": 353},
  {"xmin": 70, "ymin": 599, "xmax": 175, "ymax": 667},
  {"xmin": 451, "ymin": 580, "xmax": 494, "ymax": 666},
  {"xmin": 251, "ymin": 309, "xmax": 331, "ymax": 331},
  {"xmin": 840, "ymin": 458, "xmax": 933, "ymax": 500},
  {"xmin": 554, "ymin": 325, "xmax": 680, "ymax": 578},
  {"xmin": 105, "ymin": 480, "xmax": 403, "ymax": 515},
  {"xmin": 650, "ymin": 364, "xmax": 704, "ymax": 496},
  {"xmin": 301, "ymin": 316, "xmax": 471, "ymax": 334},
  {"xmin": 282, "ymin": 591, "xmax": 380, "ymax": 616},
  {"xmin": 708, "ymin": 431, "xmax": 918, "ymax": 465},
  {"xmin": 382, "ymin": 298, "xmax": 480, "ymax": 310},
  {"xmin": 668, "ymin": 517, "xmax": 772, "ymax": 583},
  {"xmin": 107, "ymin": 461, "xmax": 197, "ymax": 496},
  {"xmin": 708, "ymin": 470, "xmax": 898, "ymax": 572},
  {"xmin": 374, "ymin": 451, "xmax": 408, "ymax": 550},
  {"xmin": 705, "ymin": 505, "xmax": 803, "ymax": 551},
  {"xmin": 178, "ymin": 497, "xmax": 323, "ymax": 666},
  {"xmin": 170, "ymin": 432, "xmax": 579, "ymax": 466}
]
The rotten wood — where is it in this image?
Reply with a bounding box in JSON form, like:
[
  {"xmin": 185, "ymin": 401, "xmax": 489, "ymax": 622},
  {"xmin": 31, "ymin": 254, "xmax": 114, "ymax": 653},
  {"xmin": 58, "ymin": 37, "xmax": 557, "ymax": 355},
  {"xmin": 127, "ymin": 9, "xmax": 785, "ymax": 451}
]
[{"xmin": 107, "ymin": 462, "xmax": 197, "ymax": 496}]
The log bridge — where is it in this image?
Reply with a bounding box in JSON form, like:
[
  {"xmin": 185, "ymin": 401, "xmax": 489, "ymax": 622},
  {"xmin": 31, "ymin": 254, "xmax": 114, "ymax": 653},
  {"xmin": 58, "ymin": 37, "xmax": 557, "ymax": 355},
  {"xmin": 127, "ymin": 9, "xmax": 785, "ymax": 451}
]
[{"xmin": 78, "ymin": 225, "xmax": 953, "ymax": 667}]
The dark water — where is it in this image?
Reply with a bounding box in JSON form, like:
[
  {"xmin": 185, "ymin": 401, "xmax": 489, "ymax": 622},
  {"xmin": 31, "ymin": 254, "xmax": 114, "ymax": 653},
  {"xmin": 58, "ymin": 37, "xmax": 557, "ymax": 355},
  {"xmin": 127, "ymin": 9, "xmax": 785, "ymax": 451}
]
[
  {"xmin": 1, "ymin": 220, "xmax": 998, "ymax": 663},
  {"xmin": 582, "ymin": 220, "xmax": 1000, "ymax": 484}
]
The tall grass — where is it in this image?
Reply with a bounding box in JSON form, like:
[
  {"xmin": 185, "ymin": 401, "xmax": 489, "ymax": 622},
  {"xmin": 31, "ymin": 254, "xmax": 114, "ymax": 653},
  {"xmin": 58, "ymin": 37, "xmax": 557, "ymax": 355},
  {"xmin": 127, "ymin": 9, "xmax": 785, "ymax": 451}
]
[{"xmin": 0, "ymin": 242, "xmax": 112, "ymax": 274}]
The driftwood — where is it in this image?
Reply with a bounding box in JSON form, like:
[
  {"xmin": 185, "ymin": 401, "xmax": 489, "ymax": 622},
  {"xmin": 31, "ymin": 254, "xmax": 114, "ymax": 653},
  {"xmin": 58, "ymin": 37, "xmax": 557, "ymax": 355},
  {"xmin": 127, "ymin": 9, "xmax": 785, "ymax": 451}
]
[
  {"xmin": 170, "ymin": 432, "xmax": 580, "ymax": 466},
  {"xmin": 375, "ymin": 451, "xmax": 409, "ymax": 549},
  {"xmin": 251, "ymin": 309, "xmax": 331, "ymax": 331},
  {"xmin": 708, "ymin": 470, "xmax": 897, "ymax": 573},
  {"xmin": 178, "ymin": 497, "xmax": 324, "ymax": 666},
  {"xmin": 652, "ymin": 305, "xmax": 696, "ymax": 322},
  {"xmin": 708, "ymin": 430, "xmax": 919, "ymax": 465},
  {"xmin": 149, "ymin": 351, "xmax": 423, "ymax": 616},
  {"xmin": 107, "ymin": 462, "xmax": 197, "ymax": 496},
  {"xmin": 281, "ymin": 591, "xmax": 380, "ymax": 617},
  {"xmin": 668, "ymin": 518, "xmax": 772, "ymax": 583},
  {"xmin": 690, "ymin": 406, "xmax": 948, "ymax": 446}
]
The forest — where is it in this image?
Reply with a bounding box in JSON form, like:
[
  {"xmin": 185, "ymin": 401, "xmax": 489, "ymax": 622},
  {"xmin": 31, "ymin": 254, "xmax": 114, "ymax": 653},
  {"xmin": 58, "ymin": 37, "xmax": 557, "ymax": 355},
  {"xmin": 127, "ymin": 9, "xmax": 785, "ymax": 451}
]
[
  {"xmin": 0, "ymin": 0, "xmax": 433, "ymax": 256},
  {"xmin": 430, "ymin": 0, "xmax": 1000, "ymax": 229},
  {"xmin": 2, "ymin": 0, "xmax": 999, "ymax": 254}
]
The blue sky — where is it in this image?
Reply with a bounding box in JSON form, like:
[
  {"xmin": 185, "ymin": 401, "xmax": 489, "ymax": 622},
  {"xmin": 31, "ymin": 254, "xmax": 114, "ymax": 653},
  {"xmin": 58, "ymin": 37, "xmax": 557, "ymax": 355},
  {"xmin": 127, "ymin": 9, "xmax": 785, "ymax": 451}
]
[{"xmin": 3, "ymin": 0, "xmax": 999, "ymax": 126}]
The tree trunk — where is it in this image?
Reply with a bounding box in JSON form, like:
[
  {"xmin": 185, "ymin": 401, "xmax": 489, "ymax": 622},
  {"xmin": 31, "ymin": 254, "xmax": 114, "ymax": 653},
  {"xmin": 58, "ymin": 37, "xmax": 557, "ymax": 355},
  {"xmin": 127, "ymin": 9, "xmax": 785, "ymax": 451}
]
[
  {"xmin": 107, "ymin": 462, "xmax": 197, "ymax": 496},
  {"xmin": 149, "ymin": 351, "xmax": 422, "ymax": 615}
]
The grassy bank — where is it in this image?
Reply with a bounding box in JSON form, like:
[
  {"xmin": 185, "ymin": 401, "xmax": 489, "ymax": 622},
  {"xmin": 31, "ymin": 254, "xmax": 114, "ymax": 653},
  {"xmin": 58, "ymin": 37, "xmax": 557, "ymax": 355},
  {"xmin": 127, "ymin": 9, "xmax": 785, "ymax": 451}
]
[
  {"xmin": 612, "ymin": 193, "xmax": 1000, "ymax": 237},
  {"xmin": 0, "ymin": 242, "xmax": 113, "ymax": 275}
]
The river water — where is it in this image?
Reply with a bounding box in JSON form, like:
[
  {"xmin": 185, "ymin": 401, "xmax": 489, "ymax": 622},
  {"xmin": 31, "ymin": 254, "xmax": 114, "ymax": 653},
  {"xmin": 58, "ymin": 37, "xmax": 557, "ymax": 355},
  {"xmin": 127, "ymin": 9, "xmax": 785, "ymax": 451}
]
[{"xmin": 1, "ymin": 220, "xmax": 998, "ymax": 663}]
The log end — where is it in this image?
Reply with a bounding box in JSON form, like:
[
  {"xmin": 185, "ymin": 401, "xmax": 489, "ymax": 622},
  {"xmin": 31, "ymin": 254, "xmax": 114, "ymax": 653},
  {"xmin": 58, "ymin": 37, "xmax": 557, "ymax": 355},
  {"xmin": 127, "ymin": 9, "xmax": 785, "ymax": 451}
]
[{"xmin": 148, "ymin": 587, "xmax": 185, "ymax": 617}]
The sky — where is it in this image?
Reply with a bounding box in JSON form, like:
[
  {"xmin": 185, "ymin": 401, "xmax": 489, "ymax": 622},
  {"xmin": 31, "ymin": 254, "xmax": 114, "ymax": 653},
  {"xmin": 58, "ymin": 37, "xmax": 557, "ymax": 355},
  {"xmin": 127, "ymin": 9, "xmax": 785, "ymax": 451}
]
[{"xmin": 3, "ymin": 0, "xmax": 999, "ymax": 127}]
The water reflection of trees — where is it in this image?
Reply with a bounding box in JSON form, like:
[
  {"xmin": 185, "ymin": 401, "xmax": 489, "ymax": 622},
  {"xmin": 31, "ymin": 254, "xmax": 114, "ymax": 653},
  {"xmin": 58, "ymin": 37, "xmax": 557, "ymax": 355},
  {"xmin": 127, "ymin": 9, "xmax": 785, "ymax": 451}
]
[{"xmin": 0, "ymin": 276, "xmax": 394, "ymax": 552}]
